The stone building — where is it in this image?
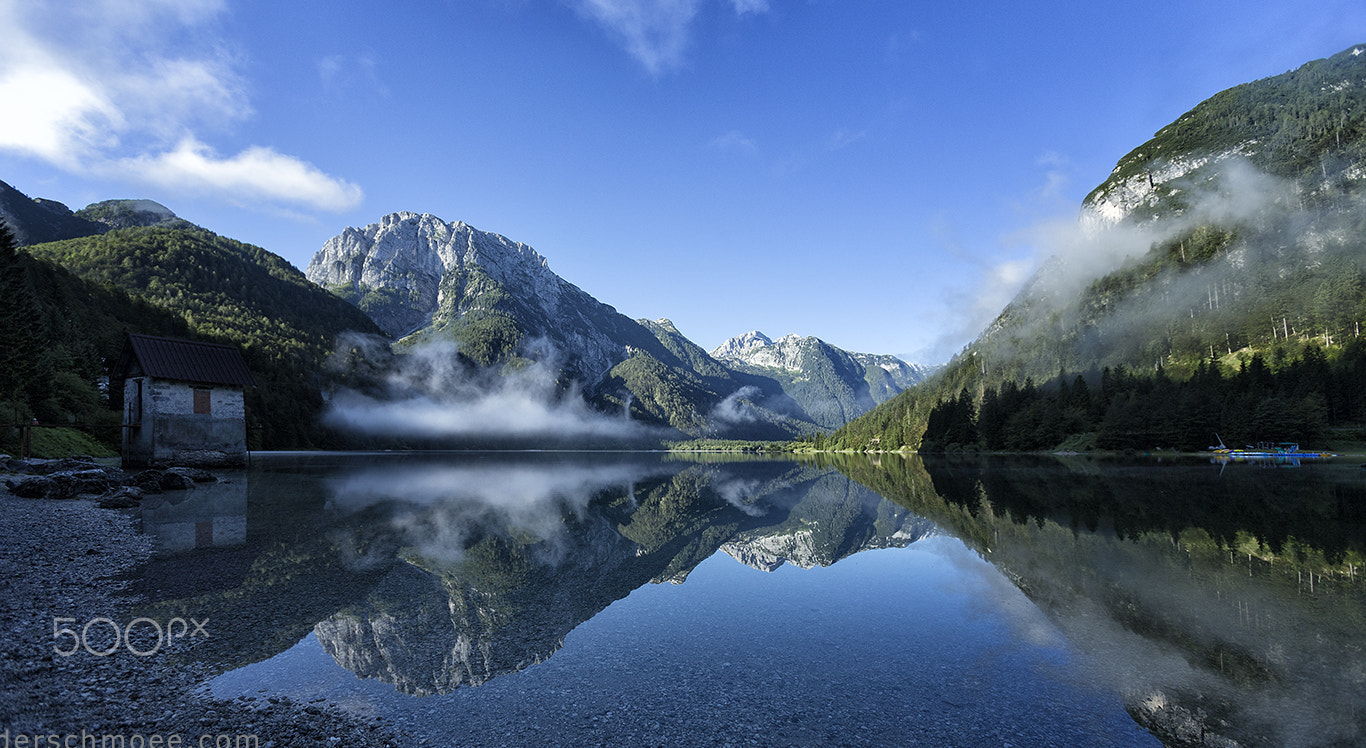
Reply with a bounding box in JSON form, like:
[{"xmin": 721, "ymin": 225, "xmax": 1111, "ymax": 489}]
[{"xmin": 113, "ymin": 334, "xmax": 256, "ymax": 468}]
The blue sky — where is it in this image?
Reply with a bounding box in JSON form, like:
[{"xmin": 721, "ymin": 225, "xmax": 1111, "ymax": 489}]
[{"xmin": 2, "ymin": 1, "xmax": 1365, "ymax": 364}]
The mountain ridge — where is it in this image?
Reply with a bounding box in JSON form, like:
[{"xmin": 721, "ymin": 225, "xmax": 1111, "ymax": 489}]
[
  {"xmin": 710, "ymin": 330, "xmax": 931, "ymax": 429},
  {"xmin": 307, "ymin": 212, "xmax": 918, "ymax": 438}
]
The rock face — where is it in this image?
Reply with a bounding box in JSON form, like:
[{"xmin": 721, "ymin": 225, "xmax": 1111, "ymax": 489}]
[
  {"xmin": 710, "ymin": 330, "xmax": 778, "ymax": 362},
  {"xmin": 710, "ymin": 331, "xmax": 931, "ymax": 428},
  {"xmin": 305, "ymin": 212, "xmax": 634, "ymax": 383},
  {"xmin": 305, "ymin": 212, "xmax": 927, "ymax": 435},
  {"xmin": 712, "ymin": 331, "xmax": 930, "ymax": 387},
  {"xmin": 305, "ymin": 212, "xmax": 562, "ymax": 336},
  {"xmin": 720, "ymin": 471, "xmax": 940, "ymax": 572}
]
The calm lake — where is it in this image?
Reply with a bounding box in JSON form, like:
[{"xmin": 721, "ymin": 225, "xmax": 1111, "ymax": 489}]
[{"xmin": 129, "ymin": 452, "xmax": 1366, "ymax": 747}]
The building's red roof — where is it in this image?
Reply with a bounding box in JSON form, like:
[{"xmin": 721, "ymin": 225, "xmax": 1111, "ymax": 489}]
[{"xmin": 115, "ymin": 334, "xmax": 256, "ymax": 388}]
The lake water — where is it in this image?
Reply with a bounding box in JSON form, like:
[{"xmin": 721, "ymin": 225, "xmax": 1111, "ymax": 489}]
[{"xmin": 131, "ymin": 452, "xmax": 1366, "ymax": 747}]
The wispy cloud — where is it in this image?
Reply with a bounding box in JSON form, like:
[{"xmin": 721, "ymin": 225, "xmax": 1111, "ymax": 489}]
[
  {"xmin": 904, "ymin": 217, "xmax": 1041, "ymax": 364},
  {"xmin": 709, "ymin": 385, "xmax": 762, "ymax": 425},
  {"xmin": 826, "ymin": 129, "xmax": 866, "ymax": 151},
  {"xmin": 1031, "ymin": 151, "xmax": 1072, "ymax": 202},
  {"xmin": 707, "ymin": 129, "xmax": 758, "ymax": 152},
  {"xmin": 0, "ymin": 0, "xmax": 362, "ymax": 213},
  {"xmin": 883, "ymin": 30, "xmax": 921, "ymax": 66},
  {"xmin": 728, "ymin": 0, "xmax": 768, "ymax": 12},
  {"xmin": 567, "ymin": 0, "xmax": 769, "ymax": 75},
  {"xmin": 916, "ymin": 156, "xmax": 1298, "ymax": 364},
  {"xmin": 317, "ymin": 53, "xmax": 389, "ymax": 99}
]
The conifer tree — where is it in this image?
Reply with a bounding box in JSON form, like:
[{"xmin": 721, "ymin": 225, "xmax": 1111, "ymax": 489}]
[{"xmin": 0, "ymin": 219, "xmax": 52, "ymax": 406}]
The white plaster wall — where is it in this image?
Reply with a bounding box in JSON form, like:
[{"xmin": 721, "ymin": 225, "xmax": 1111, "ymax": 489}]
[
  {"xmin": 148, "ymin": 381, "xmax": 246, "ymax": 418},
  {"xmin": 122, "ymin": 377, "xmax": 249, "ymax": 467}
]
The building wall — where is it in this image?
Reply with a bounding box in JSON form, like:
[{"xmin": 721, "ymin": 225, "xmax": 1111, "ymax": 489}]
[
  {"xmin": 123, "ymin": 377, "xmax": 152, "ymax": 466},
  {"xmin": 122, "ymin": 377, "xmax": 248, "ymax": 467}
]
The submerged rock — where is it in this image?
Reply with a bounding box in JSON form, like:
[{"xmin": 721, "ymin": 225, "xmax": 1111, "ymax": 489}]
[
  {"xmin": 130, "ymin": 468, "xmax": 202, "ymax": 492},
  {"xmin": 167, "ymin": 466, "xmax": 217, "ymax": 483},
  {"xmin": 97, "ymin": 486, "xmax": 145, "ymax": 509}
]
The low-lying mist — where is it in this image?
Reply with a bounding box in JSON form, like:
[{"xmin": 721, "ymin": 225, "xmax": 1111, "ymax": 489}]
[{"xmin": 321, "ymin": 334, "xmax": 665, "ymax": 446}]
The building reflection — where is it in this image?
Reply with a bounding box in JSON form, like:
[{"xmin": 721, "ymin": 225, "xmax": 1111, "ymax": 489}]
[{"xmin": 138, "ymin": 477, "xmax": 248, "ymax": 555}]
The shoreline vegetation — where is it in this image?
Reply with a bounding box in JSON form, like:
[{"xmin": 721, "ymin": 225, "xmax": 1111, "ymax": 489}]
[{"xmin": 821, "ymin": 340, "xmax": 1366, "ymax": 456}]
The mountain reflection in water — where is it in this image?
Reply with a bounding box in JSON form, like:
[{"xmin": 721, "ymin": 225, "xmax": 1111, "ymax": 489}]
[
  {"xmin": 170, "ymin": 451, "xmax": 1366, "ymax": 746},
  {"xmin": 854, "ymin": 453, "xmax": 1366, "ymax": 748},
  {"xmin": 311, "ymin": 454, "xmax": 940, "ymax": 696}
]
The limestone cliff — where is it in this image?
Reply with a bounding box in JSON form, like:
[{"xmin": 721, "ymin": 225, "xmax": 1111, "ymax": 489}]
[
  {"xmin": 710, "ymin": 331, "xmax": 931, "ymax": 428},
  {"xmin": 305, "ymin": 211, "xmax": 637, "ymax": 384}
]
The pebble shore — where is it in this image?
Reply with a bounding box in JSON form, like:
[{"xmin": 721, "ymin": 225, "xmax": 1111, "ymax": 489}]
[{"xmin": 0, "ymin": 464, "xmax": 408, "ymax": 747}]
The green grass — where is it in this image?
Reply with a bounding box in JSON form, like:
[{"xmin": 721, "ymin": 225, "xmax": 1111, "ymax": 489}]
[{"xmin": 24, "ymin": 426, "xmax": 118, "ymax": 459}]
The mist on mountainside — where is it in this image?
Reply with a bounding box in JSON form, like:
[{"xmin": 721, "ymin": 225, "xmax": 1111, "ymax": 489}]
[
  {"xmin": 320, "ymin": 333, "xmax": 666, "ymax": 446},
  {"xmin": 971, "ymin": 156, "xmax": 1357, "ymax": 380},
  {"xmin": 830, "ymin": 43, "xmax": 1366, "ymax": 452}
]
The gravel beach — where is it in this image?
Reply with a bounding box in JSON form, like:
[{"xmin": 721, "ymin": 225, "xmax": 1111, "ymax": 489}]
[{"xmin": 0, "ymin": 474, "xmax": 408, "ymax": 747}]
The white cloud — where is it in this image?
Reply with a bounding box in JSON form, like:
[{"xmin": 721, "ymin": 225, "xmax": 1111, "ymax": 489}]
[
  {"xmin": 0, "ymin": 0, "xmax": 361, "ymax": 214},
  {"xmin": 317, "ymin": 55, "xmax": 346, "ymax": 87},
  {"xmin": 0, "ymin": 66, "xmax": 123, "ymax": 168},
  {"xmin": 114, "ymin": 137, "xmax": 364, "ymax": 212},
  {"xmin": 915, "ymin": 157, "xmax": 1299, "ymax": 364},
  {"xmin": 709, "ymin": 385, "xmax": 762, "ymax": 425},
  {"xmin": 323, "ymin": 337, "xmax": 656, "ymax": 441},
  {"xmin": 89, "ymin": 0, "xmax": 227, "ymax": 29},
  {"xmin": 568, "ymin": 0, "xmax": 769, "ymax": 74}
]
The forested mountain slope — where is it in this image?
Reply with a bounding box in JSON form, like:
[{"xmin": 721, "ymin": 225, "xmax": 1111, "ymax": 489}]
[
  {"xmin": 0, "ymin": 179, "xmax": 106, "ymax": 246},
  {"xmin": 18, "ymin": 224, "xmax": 386, "ymax": 448},
  {"xmin": 830, "ymin": 43, "xmax": 1366, "ymax": 452},
  {"xmin": 1, "ymin": 219, "xmax": 194, "ymax": 454}
]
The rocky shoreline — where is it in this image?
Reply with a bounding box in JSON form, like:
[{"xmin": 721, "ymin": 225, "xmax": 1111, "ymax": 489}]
[{"xmin": 0, "ymin": 457, "xmax": 408, "ymax": 747}]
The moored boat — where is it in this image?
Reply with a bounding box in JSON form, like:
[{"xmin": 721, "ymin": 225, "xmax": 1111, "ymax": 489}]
[{"xmin": 1207, "ymin": 437, "xmax": 1335, "ymax": 463}]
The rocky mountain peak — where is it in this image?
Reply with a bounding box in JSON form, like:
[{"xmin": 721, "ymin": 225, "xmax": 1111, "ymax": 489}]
[
  {"xmin": 711, "ymin": 331, "xmax": 827, "ymax": 373},
  {"xmin": 304, "ymin": 212, "xmax": 572, "ymax": 338},
  {"xmin": 709, "ymin": 331, "xmax": 774, "ymax": 361}
]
